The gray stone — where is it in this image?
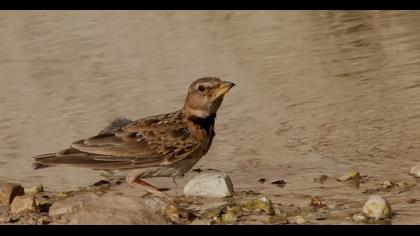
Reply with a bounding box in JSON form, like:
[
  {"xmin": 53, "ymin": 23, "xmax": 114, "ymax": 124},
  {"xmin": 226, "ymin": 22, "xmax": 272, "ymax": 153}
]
[
  {"xmin": 49, "ymin": 192, "xmax": 98, "ymax": 216},
  {"xmin": 144, "ymin": 197, "xmax": 170, "ymax": 215},
  {"xmin": 362, "ymin": 195, "xmax": 391, "ymax": 220},
  {"xmin": 10, "ymin": 195, "xmax": 38, "ymax": 213},
  {"xmin": 66, "ymin": 193, "xmax": 169, "ymax": 225},
  {"xmin": 0, "ymin": 183, "xmax": 24, "ymax": 205},
  {"xmin": 184, "ymin": 173, "xmax": 234, "ymax": 198},
  {"xmin": 409, "ymin": 164, "xmax": 420, "ymax": 177}
]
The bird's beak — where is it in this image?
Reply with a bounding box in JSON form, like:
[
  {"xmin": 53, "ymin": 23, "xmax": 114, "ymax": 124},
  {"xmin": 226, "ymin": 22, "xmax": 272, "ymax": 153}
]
[{"xmin": 215, "ymin": 81, "xmax": 236, "ymax": 98}]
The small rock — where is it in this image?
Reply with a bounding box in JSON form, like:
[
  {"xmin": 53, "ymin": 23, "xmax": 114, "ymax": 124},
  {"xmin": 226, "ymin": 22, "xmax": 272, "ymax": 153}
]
[
  {"xmin": 54, "ymin": 192, "xmax": 69, "ymax": 199},
  {"xmin": 271, "ymin": 180, "xmax": 286, "ymax": 188},
  {"xmin": 409, "ymin": 164, "xmax": 420, "ymax": 177},
  {"xmin": 327, "ymin": 201, "xmax": 339, "ymax": 210},
  {"xmin": 165, "ymin": 204, "xmax": 180, "ymax": 223},
  {"xmin": 190, "ymin": 219, "xmax": 212, "ymax": 225},
  {"xmin": 352, "ymin": 213, "xmax": 367, "ymax": 223},
  {"xmin": 310, "ymin": 196, "xmax": 324, "ymax": 208},
  {"xmin": 10, "ymin": 195, "xmax": 38, "ymax": 213},
  {"xmin": 274, "ymin": 207, "xmax": 283, "ymax": 216},
  {"xmin": 192, "ymin": 168, "xmax": 203, "ymax": 173},
  {"xmin": 338, "ymin": 170, "xmax": 360, "ymax": 181},
  {"xmin": 407, "ymin": 199, "xmax": 417, "ymax": 204},
  {"xmin": 241, "ymin": 197, "xmax": 274, "ymax": 215},
  {"xmin": 0, "ymin": 183, "xmax": 25, "ymax": 205},
  {"xmin": 257, "ymin": 178, "xmax": 266, "ymax": 183},
  {"xmin": 221, "ymin": 210, "xmax": 237, "ymax": 224},
  {"xmin": 314, "ymin": 175, "xmax": 329, "ymax": 183},
  {"xmin": 288, "ymin": 215, "xmax": 308, "ymax": 224},
  {"xmin": 362, "ymin": 195, "xmax": 391, "ymax": 220},
  {"xmin": 24, "ymin": 184, "xmax": 44, "ymax": 195},
  {"xmin": 266, "ymin": 215, "xmax": 288, "ymax": 224},
  {"xmin": 93, "ymin": 180, "xmax": 110, "ymax": 186},
  {"xmin": 184, "ymin": 173, "xmax": 234, "ymax": 198},
  {"xmin": 380, "ymin": 180, "xmax": 394, "ymax": 190}
]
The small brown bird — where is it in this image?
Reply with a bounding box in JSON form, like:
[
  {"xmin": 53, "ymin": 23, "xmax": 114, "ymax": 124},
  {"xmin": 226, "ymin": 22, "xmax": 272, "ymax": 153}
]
[{"xmin": 33, "ymin": 77, "xmax": 235, "ymax": 199}]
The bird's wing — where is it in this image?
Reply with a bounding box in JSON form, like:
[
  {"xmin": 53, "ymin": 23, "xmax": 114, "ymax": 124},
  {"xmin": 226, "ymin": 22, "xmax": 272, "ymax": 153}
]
[
  {"xmin": 68, "ymin": 111, "xmax": 200, "ymax": 168},
  {"xmin": 97, "ymin": 117, "xmax": 133, "ymax": 135}
]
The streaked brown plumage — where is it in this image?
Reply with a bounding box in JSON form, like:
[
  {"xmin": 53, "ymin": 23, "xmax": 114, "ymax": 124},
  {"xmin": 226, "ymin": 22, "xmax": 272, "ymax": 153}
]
[{"xmin": 32, "ymin": 77, "xmax": 235, "ymax": 199}]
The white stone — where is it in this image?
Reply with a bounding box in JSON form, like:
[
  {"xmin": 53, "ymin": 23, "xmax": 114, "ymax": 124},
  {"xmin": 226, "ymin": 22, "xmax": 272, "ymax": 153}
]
[
  {"xmin": 362, "ymin": 195, "xmax": 391, "ymax": 220},
  {"xmin": 409, "ymin": 164, "xmax": 420, "ymax": 177},
  {"xmin": 352, "ymin": 213, "xmax": 367, "ymax": 223},
  {"xmin": 184, "ymin": 173, "xmax": 234, "ymax": 198}
]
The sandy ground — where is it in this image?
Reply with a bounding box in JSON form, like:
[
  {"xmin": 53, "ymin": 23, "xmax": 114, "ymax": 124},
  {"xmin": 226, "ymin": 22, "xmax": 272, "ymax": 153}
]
[{"xmin": 1, "ymin": 11, "xmax": 420, "ymax": 224}]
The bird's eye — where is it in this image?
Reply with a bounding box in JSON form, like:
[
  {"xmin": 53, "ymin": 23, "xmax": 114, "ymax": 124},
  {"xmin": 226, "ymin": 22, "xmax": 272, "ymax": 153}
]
[{"xmin": 198, "ymin": 85, "xmax": 206, "ymax": 92}]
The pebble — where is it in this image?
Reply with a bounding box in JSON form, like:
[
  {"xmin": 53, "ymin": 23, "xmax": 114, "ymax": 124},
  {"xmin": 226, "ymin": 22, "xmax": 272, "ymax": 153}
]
[
  {"xmin": 287, "ymin": 215, "xmax": 308, "ymax": 224},
  {"xmin": 184, "ymin": 173, "xmax": 234, "ymax": 198},
  {"xmin": 409, "ymin": 164, "xmax": 420, "ymax": 177},
  {"xmin": 0, "ymin": 183, "xmax": 25, "ymax": 205},
  {"xmin": 352, "ymin": 213, "xmax": 367, "ymax": 223},
  {"xmin": 381, "ymin": 180, "xmax": 394, "ymax": 190},
  {"xmin": 190, "ymin": 219, "xmax": 212, "ymax": 225},
  {"xmin": 338, "ymin": 170, "xmax": 360, "ymax": 181},
  {"xmin": 362, "ymin": 195, "xmax": 391, "ymax": 220},
  {"xmin": 221, "ymin": 210, "xmax": 237, "ymax": 224},
  {"xmin": 241, "ymin": 197, "xmax": 274, "ymax": 215},
  {"xmin": 10, "ymin": 195, "xmax": 38, "ymax": 213}
]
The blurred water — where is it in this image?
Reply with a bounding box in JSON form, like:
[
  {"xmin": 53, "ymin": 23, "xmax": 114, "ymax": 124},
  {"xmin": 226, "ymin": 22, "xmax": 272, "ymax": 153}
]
[{"xmin": 1, "ymin": 11, "xmax": 420, "ymax": 223}]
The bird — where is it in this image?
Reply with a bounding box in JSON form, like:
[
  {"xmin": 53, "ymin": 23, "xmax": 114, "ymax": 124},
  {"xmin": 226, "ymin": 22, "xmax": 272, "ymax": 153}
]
[{"xmin": 32, "ymin": 77, "xmax": 235, "ymax": 200}]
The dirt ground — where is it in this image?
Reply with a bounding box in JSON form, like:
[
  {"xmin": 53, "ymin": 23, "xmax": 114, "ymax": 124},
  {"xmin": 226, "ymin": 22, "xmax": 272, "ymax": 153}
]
[{"xmin": 1, "ymin": 11, "xmax": 420, "ymax": 224}]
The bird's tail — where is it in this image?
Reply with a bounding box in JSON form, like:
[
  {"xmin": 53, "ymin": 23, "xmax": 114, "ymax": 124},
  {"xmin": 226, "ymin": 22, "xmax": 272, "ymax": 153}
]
[
  {"xmin": 32, "ymin": 148, "xmax": 138, "ymax": 170},
  {"xmin": 32, "ymin": 153, "xmax": 59, "ymax": 170}
]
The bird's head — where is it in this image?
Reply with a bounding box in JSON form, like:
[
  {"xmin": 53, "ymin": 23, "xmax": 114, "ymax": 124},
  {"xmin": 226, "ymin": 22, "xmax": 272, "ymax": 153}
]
[{"xmin": 182, "ymin": 77, "xmax": 235, "ymax": 118}]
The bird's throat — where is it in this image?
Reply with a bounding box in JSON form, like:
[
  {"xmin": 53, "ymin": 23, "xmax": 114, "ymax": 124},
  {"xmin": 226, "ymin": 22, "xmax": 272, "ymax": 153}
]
[{"xmin": 186, "ymin": 113, "xmax": 216, "ymax": 136}]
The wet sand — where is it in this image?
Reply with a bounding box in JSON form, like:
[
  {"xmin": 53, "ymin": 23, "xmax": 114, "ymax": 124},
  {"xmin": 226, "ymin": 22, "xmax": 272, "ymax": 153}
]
[{"xmin": 1, "ymin": 11, "xmax": 420, "ymax": 224}]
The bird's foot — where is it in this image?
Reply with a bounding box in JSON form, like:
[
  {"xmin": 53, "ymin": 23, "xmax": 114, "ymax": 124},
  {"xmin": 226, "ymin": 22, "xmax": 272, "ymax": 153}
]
[{"xmin": 127, "ymin": 177, "xmax": 173, "ymax": 202}]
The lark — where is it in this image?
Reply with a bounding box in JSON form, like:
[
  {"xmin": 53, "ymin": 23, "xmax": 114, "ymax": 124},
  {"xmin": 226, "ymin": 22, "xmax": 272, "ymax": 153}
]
[{"xmin": 33, "ymin": 77, "xmax": 235, "ymax": 199}]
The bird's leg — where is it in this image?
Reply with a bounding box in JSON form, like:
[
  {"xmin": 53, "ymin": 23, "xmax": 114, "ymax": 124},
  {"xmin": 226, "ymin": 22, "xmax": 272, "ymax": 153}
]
[{"xmin": 125, "ymin": 173, "xmax": 171, "ymax": 201}]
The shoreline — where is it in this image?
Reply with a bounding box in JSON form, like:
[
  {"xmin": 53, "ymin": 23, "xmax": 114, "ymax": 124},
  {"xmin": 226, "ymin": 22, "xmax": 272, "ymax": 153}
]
[{"xmin": 1, "ymin": 170, "xmax": 408, "ymax": 225}]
